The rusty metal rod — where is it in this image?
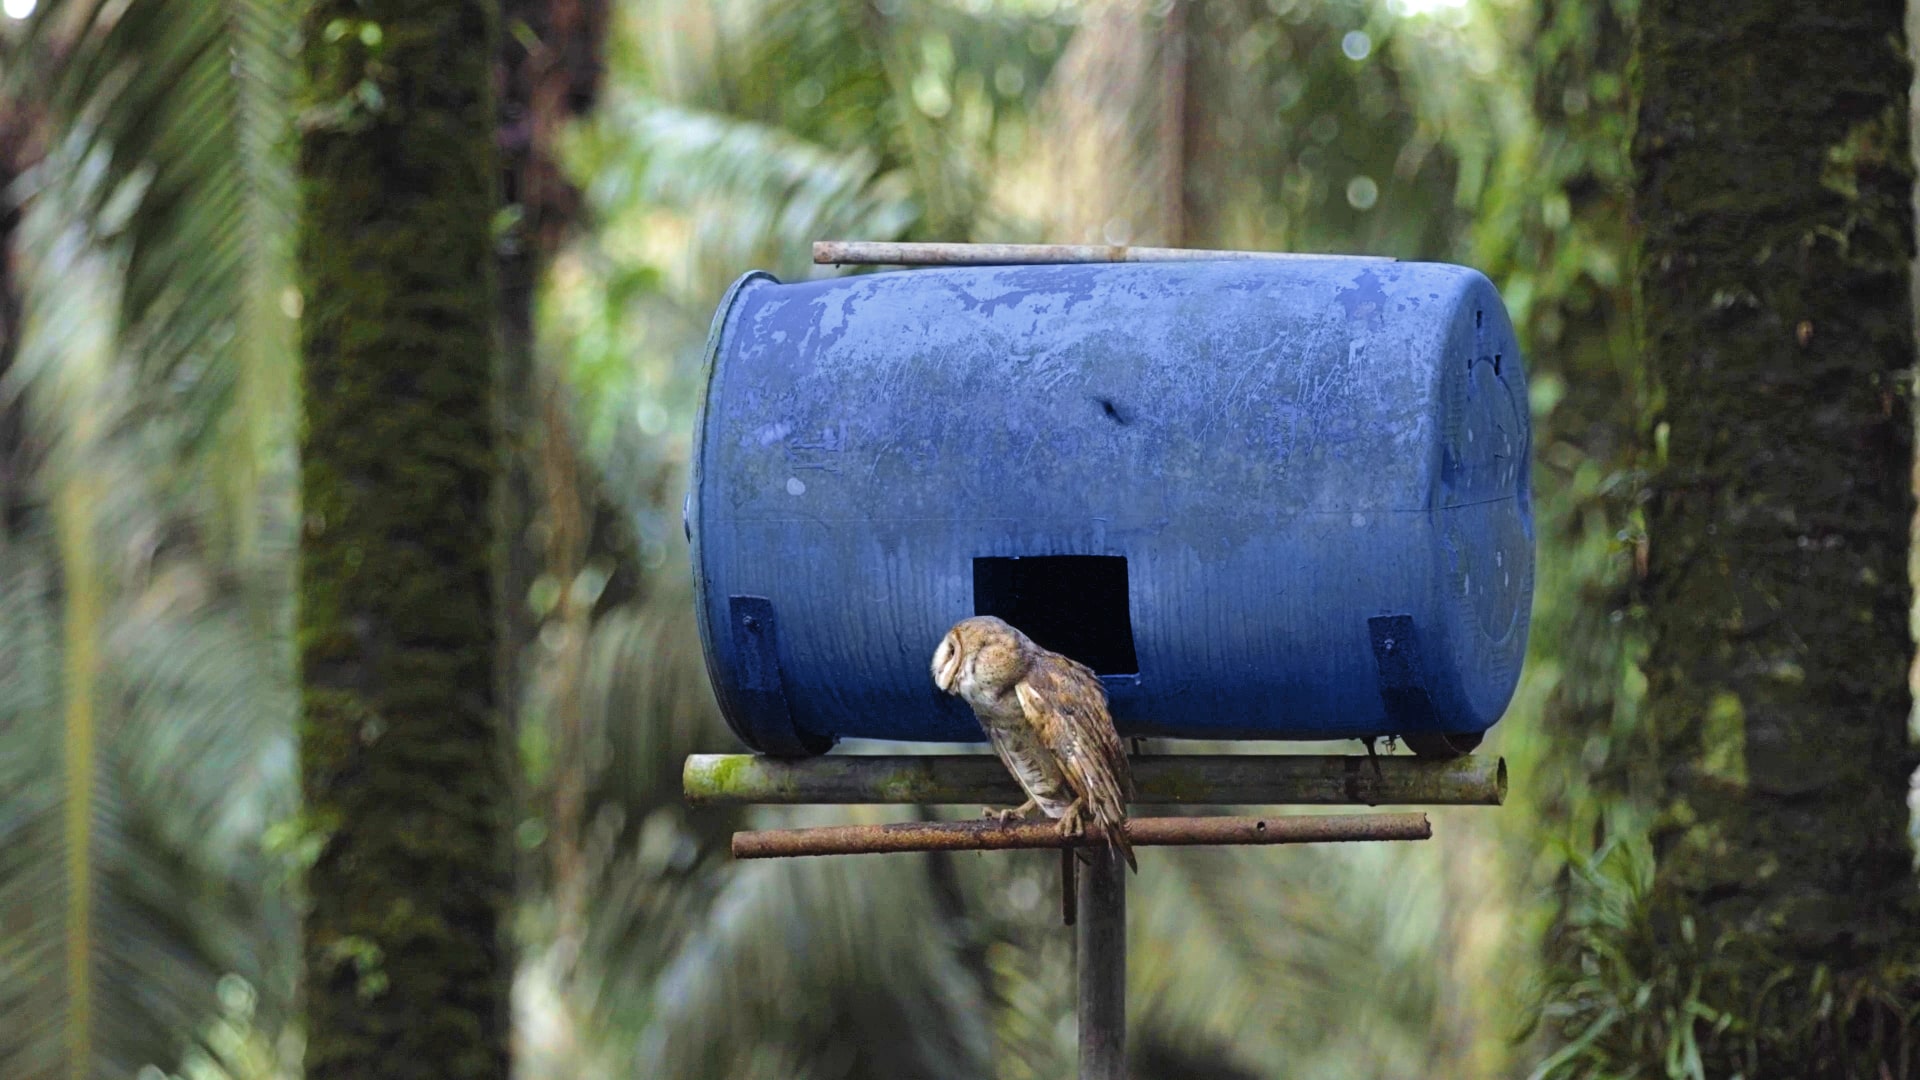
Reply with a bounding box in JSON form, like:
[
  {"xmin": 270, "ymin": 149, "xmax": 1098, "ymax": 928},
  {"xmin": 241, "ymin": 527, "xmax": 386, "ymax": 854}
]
[
  {"xmin": 812, "ymin": 240, "xmax": 1394, "ymax": 267},
  {"xmin": 729, "ymin": 812, "xmax": 1431, "ymax": 859},
  {"xmin": 685, "ymin": 753, "xmax": 1505, "ymax": 808}
]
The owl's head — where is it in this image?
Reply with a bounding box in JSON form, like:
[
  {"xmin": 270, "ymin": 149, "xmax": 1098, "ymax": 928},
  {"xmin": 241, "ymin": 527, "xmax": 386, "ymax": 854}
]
[{"xmin": 932, "ymin": 615, "xmax": 1032, "ymax": 701}]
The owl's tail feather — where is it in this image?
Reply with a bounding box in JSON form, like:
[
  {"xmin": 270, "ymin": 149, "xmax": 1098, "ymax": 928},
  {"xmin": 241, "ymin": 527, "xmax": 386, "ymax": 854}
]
[
  {"xmin": 1095, "ymin": 811, "xmax": 1137, "ymax": 874},
  {"xmin": 1112, "ymin": 824, "xmax": 1138, "ymax": 874}
]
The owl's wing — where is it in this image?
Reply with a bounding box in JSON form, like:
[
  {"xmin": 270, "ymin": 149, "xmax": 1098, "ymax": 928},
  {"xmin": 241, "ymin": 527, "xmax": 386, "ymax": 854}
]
[
  {"xmin": 1016, "ymin": 655, "xmax": 1136, "ymax": 869},
  {"xmin": 1025, "ymin": 654, "xmax": 1132, "ymax": 795}
]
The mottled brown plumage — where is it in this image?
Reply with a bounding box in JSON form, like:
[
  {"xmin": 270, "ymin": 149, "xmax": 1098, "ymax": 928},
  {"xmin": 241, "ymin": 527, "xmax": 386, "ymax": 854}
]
[{"xmin": 931, "ymin": 616, "xmax": 1136, "ymax": 871}]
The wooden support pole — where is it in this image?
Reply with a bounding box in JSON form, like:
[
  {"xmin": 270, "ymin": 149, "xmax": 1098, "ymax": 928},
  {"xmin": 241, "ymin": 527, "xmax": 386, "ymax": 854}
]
[
  {"xmin": 1078, "ymin": 849, "xmax": 1127, "ymax": 1080},
  {"xmin": 685, "ymin": 753, "xmax": 1505, "ymax": 808},
  {"xmin": 811, "ymin": 240, "xmax": 1395, "ymax": 267},
  {"xmin": 729, "ymin": 812, "xmax": 1431, "ymax": 859}
]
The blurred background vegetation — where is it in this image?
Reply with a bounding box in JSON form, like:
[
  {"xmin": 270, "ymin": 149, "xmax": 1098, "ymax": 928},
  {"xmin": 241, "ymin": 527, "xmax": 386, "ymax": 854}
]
[{"xmin": 0, "ymin": 0, "xmax": 1824, "ymax": 1076}]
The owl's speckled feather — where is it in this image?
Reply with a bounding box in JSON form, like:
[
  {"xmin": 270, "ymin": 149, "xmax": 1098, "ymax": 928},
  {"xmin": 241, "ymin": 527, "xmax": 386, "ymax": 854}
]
[{"xmin": 932, "ymin": 616, "xmax": 1136, "ymax": 871}]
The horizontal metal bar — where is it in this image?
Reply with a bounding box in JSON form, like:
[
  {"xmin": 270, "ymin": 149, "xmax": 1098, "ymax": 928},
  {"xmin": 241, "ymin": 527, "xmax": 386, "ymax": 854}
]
[
  {"xmin": 684, "ymin": 753, "xmax": 1505, "ymax": 807},
  {"xmin": 731, "ymin": 812, "xmax": 1431, "ymax": 859},
  {"xmin": 811, "ymin": 240, "xmax": 1394, "ymax": 267}
]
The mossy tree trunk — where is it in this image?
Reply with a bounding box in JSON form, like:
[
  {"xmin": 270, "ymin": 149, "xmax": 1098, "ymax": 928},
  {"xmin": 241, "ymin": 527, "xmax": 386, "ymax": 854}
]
[
  {"xmin": 296, "ymin": 3, "xmax": 509, "ymax": 1078},
  {"xmin": 1630, "ymin": 0, "xmax": 1920, "ymax": 1071}
]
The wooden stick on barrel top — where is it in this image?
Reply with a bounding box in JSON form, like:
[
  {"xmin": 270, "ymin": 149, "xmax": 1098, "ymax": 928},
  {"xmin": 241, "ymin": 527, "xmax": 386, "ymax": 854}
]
[
  {"xmin": 811, "ymin": 240, "xmax": 1397, "ymax": 267},
  {"xmin": 729, "ymin": 812, "xmax": 1432, "ymax": 859}
]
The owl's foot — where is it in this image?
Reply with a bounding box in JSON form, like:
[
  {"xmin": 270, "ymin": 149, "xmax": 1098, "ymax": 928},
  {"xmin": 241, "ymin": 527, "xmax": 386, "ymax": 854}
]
[
  {"xmin": 984, "ymin": 797, "xmax": 1039, "ymax": 824},
  {"xmin": 1058, "ymin": 799, "xmax": 1086, "ymax": 840}
]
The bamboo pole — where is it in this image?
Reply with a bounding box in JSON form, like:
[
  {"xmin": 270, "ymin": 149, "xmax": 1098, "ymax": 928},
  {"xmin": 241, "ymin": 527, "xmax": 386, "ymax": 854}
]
[{"xmin": 685, "ymin": 753, "xmax": 1505, "ymax": 808}]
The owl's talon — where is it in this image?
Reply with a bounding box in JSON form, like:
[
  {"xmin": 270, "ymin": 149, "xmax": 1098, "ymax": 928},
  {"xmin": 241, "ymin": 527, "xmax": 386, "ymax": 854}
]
[
  {"xmin": 1059, "ymin": 799, "xmax": 1086, "ymax": 839},
  {"xmin": 984, "ymin": 797, "xmax": 1040, "ymax": 825}
]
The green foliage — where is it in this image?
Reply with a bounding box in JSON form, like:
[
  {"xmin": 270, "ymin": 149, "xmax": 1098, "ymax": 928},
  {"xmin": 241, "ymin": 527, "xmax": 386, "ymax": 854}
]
[
  {"xmin": 4, "ymin": 0, "xmax": 298, "ymax": 553},
  {"xmin": 1428, "ymin": 0, "xmax": 1668, "ymax": 1073},
  {"xmin": 1532, "ymin": 832, "xmax": 1920, "ymax": 1079},
  {"xmin": 0, "ymin": 1, "xmax": 301, "ymax": 1074},
  {"xmin": 1180, "ymin": 0, "xmax": 1471, "ymax": 257},
  {"xmin": 566, "ymin": 99, "xmax": 918, "ymax": 309},
  {"xmin": 0, "ymin": 143, "xmax": 299, "ymax": 1079}
]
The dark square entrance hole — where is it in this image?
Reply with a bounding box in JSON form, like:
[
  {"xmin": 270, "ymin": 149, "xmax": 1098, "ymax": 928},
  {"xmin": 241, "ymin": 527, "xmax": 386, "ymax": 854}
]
[{"xmin": 972, "ymin": 555, "xmax": 1139, "ymax": 676}]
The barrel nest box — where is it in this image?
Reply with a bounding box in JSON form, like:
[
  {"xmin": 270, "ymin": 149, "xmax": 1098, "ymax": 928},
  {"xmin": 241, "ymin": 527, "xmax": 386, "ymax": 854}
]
[{"xmin": 686, "ymin": 256, "xmax": 1533, "ymax": 756}]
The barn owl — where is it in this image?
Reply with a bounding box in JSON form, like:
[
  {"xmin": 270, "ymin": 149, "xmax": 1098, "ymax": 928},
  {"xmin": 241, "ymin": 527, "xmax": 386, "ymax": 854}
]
[{"xmin": 931, "ymin": 616, "xmax": 1136, "ymax": 871}]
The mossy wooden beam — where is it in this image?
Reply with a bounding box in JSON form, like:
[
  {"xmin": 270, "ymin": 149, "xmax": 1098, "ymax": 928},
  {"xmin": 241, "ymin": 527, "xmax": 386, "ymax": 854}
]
[
  {"xmin": 729, "ymin": 812, "xmax": 1433, "ymax": 859},
  {"xmin": 684, "ymin": 753, "xmax": 1506, "ymax": 807}
]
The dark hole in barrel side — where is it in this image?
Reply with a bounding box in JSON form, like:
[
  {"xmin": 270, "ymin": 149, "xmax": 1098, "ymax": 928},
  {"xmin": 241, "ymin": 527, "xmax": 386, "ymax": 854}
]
[{"xmin": 972, "ymin": 556, "xmax": 1139, "ymax": 676}]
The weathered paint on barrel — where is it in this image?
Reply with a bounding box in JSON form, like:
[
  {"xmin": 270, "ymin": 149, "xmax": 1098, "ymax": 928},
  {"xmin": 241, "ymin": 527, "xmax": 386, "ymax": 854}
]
[{"xmin": 688, "ymin": 258, "xmax": 1532, "ymax": 755}]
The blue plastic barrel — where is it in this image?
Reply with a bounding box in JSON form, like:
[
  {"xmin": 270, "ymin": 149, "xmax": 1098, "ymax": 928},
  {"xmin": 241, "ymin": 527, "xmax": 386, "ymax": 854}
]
[{"xmin": 687, "ymin": 257, "xmax": 1532, "ymax": 755}]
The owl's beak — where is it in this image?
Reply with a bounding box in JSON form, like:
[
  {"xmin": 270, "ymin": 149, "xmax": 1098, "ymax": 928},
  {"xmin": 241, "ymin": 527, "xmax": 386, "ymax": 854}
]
[{"xmin": 931, "ymin": 633, "xmax": 962, "ymax": 693}]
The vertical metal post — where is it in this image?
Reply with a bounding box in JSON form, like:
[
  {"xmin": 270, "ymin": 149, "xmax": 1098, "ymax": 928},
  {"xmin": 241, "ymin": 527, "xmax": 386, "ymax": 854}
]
[{"xmin": 1076, "ymin": 850, "xmax": 1127, "ymax": 1080}]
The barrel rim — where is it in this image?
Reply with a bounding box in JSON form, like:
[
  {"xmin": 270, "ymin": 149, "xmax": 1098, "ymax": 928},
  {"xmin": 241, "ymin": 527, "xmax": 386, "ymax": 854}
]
[
  {"xmin": 1427, "ymin": 268, "xmax": 1534, "ymax": 734},
  {"xmin": 690, "ymin": 268, "xmax": 835, "ymax": 756}
]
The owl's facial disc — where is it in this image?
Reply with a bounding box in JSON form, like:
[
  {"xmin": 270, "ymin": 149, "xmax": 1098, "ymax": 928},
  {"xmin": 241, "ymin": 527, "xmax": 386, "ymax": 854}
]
[{"xmin": 931, "ymin": 631, "xmax": 964, "ymax": 693}]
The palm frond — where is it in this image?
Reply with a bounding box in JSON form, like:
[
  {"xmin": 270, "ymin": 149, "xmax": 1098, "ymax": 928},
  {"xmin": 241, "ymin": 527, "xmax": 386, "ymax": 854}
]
[
  {"xmin": 7, "ymin": 0, "xmax": 297, "ymax": 555},
  {"xmin": 618, "ymin": 0, "xmax": 1064, "ymax": 246},
  {"xmin": 570, "ymin": 98, "xmax": 917, "ymax": 297},
  {"xmin": 516, "ymin": 528, "xmax": 994, "ymax": 1079},
  {"xmin": 0, "ymin": 526, "xmax": 67, "ymax": 1079},
  {"xmin": 0, "ymin": 117, "xmax": 296, "ymax": 1080},
  {"xmin": 622, "ymin": 839, "xmax": 993, "ymax": 1080}
]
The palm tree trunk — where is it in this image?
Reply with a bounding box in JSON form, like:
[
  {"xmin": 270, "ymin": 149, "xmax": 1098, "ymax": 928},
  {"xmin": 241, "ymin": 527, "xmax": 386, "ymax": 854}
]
[
  {"xmin": 494, "ymin": 0, "xmax": 589, "ymax": 908},
  {"xmin": 296, "ymin": 2, "xmax": 509, "ymax": 1077},
  {"xmin": 494, "ymin": 0, "xmax": 607, "ymax": 736},
  {"xmin": 1632, "ymin": 0, "xmax": 1920, "ymax": 1071},
  {"xmin": 0, "ymin": 102, "xmax": 42, "ymax": 541}
]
